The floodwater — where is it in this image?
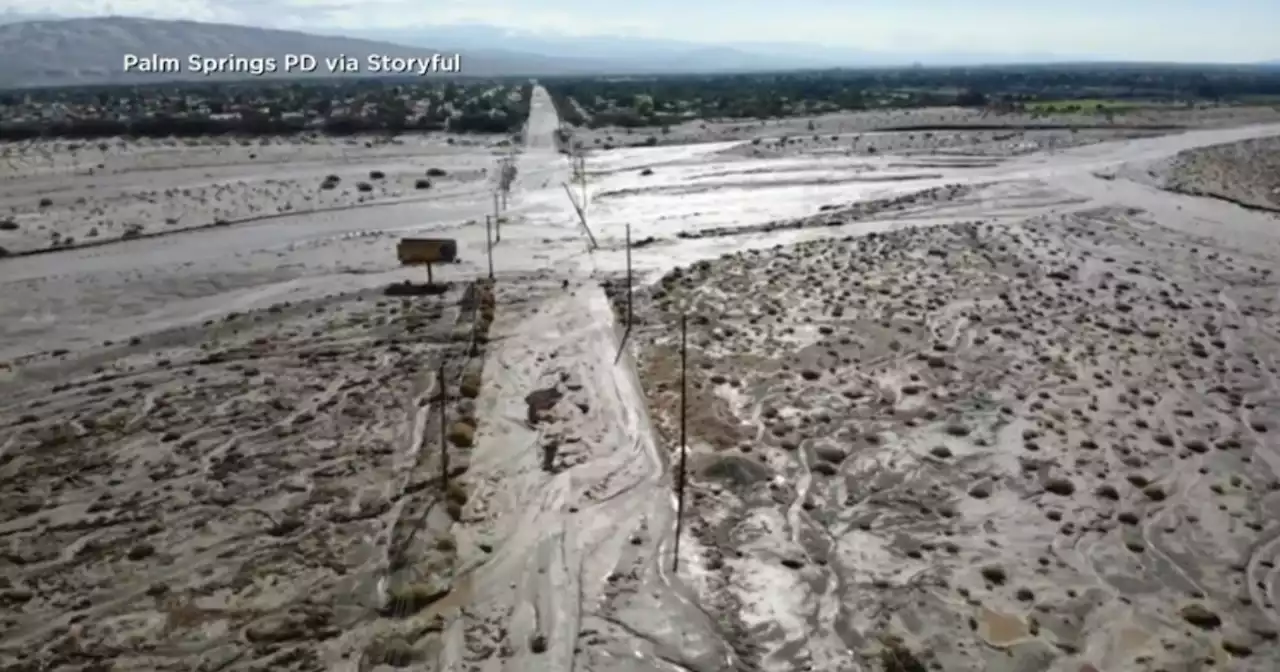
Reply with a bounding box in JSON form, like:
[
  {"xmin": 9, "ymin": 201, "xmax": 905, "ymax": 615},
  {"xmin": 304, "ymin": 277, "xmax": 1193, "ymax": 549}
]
[{"xmin": 3, "ymin": 84, "xmax": 1280, "ymax": 672}]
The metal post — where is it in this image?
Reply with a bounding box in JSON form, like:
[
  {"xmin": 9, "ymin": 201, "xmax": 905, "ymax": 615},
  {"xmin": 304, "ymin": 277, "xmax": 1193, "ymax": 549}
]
[
  {"xmin": 673, "ymin": 312, "xmax": 688, "ymax": 573},
  {"xmin": 439, "ymin": 362, "xmax": 448, "ymax": 492},
  {"xmin": 625, "ymin": 223, "xmax": 633, "ymax": 328},
  {"xmin": 485, "ymin": 215, "xmax": 494, "ymax": 280}
]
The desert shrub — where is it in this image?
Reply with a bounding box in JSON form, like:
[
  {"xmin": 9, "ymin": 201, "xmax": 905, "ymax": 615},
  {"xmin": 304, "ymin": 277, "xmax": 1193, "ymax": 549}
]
[{"xmin": 447, "ymin": 420, "xmax": 475, "ymax": 447}]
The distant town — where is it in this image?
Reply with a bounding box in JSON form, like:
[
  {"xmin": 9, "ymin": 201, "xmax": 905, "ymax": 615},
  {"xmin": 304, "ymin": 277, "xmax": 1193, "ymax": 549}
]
[{"xmin": 0, "ymin": 78, "xmax": 528, "ymax": 140}]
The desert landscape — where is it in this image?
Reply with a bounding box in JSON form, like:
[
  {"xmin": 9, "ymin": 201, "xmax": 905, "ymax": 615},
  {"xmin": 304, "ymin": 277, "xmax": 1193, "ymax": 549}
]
[
  {"xmin": 3, "ymin": 63, "xmax": 1280, "ymax": 672},
  {"xmin": 0, "ymin": 134, "xmax": 499, "ymax": 256}
]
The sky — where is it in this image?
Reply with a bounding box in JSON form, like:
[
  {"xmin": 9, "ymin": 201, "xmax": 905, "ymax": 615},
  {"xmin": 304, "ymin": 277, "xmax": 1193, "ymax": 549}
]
[{"xmin": 2, "ymin": 0, "xmax": 1277, "ymax": 62}]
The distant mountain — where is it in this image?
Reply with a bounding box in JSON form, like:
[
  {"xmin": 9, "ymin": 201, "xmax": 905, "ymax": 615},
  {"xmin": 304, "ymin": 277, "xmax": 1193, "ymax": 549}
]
[
  {"xmin": 0, "ymin": 10, "xmax": 61, "ymax": 24},
  {"xmin": 0, "ymin": 16, "xmax": 608, "ymax": 88},
  {"xmin": 341, "ymin": 23, "xmax": 1082, "ymax": 70},
  {"xmin": 2, "ymin": 14, "xmax": 1225, "ymax": 90},
  {"xmin": 334, "ymin": 24, "xmax": 843, "ymax": 72}
]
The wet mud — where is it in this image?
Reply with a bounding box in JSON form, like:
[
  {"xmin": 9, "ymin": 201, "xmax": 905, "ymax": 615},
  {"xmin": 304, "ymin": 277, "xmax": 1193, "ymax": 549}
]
[
  {"xmin": 628, "ymin": 210, "xmax": 1280, "ymax": 671},
  {"xmin": 0, "ymin": 281, "xmax": 496, "ymax": 671}
]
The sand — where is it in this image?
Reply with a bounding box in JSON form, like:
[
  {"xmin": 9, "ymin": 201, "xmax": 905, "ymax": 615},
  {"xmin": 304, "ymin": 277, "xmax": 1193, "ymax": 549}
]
[
  {"xmin": 3, "ymin": 84, "xmax": 1280, "ymax": 672},
  {"xmin": 1153, "ymin": 136, "xmax": 1280, "ymax": 212},
  {"xmin": 624, "ymin": 206, "xmax": 1280, "ymax": 671},
  {"xmin": 568, "ymin": 104, "xmax": 1280, "ymax": 153},
  {"xmin": 0, "ymin": 279, "xmax": 497, "ymax": 670},
  {"xmin": 0, "ymin": 134, "xmax": 504, "ymax": 256}
]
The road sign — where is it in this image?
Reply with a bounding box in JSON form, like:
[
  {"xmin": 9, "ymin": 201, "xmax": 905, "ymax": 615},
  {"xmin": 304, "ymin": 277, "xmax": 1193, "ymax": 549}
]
[{"xmin": 397, "ymin": 238, "xmax": 458, "ymax": 265}]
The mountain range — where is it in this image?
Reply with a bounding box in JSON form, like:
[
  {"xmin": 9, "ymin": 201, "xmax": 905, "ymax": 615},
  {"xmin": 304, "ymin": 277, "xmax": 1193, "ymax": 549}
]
[
  {"xmin": 0, "ymin": 16, "xmax": 618, "ymax": 89},
  {"xmin": 0, "ymin": 13, "xmax": 1276, "ymax": 89}
]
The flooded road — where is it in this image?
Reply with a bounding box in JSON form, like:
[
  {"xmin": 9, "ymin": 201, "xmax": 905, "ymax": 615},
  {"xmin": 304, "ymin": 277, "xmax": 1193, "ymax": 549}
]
[{"xmin": 3, "ymin": 84, "xmax": 1280, "ymax": 672}]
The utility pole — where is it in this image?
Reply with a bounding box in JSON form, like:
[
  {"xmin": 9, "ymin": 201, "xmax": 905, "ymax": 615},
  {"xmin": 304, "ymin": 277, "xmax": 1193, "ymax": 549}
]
[
  {"xmin": 625, "ymin": 223, "xmax": 633, "ymax": 328},
  {"xmin": 672, "ymin": 312, "xmax": 688, "ymax": 573},
  {"xmin": 485, "ymin": 215, "xmax": 494, "ymax": 280}
]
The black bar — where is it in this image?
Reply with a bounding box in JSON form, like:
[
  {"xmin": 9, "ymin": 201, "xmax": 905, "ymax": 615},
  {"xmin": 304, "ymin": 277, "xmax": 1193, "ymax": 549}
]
[{"xmin": 673, "ymin": 312, "xmax": 688, "ymax": 573}]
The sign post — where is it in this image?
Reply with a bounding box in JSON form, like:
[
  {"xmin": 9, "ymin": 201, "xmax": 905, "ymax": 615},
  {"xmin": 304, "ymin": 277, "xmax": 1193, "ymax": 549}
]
[{"xmin": 396, "ymin": 238, "xmax": 458, "ymax": 285}]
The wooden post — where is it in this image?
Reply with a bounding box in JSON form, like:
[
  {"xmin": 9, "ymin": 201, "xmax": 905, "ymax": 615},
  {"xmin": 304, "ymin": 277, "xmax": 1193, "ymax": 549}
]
[
  {"xmin": 625, "ymin": 223, "xmax": 633, "ymax": 328},
  {"xmin": 485, "ymin": 216, "xmax": 494, "ymax": 280},
  {"xmin": 562, "ymin": 183, "xmax": 598, "ymax": 250},
  {"xmin": 673, "ymin": 312, "xmax": 688, "ymax": 573},
  {"xmin": 425, "ymin": 262, "xmax": 433, "ymax": 286},
  {"xmin": 578, "ymin": 155, "xmax": 587, "ymax": 213},
  {"xmin": 439, "ymin": 362, "xmax": 448, "ymax": 492}
]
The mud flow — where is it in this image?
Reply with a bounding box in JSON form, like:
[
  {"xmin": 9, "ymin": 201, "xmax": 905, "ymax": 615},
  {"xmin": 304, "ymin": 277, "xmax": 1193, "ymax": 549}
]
[
  {"xmin": 626, "ymin": 211, "xmax": 1280, "ymax": 671},
  {"xmin": 3, "ymin": 84, "xmax": 1280, "ymax": 672},
  {"xmin": 0, "ymin": 283, "xmax": 499, "ymax": 670}
]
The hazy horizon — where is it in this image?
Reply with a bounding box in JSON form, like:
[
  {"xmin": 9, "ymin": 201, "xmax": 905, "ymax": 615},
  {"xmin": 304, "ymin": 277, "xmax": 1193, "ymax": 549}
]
[{"xmin": 1, "ymin": 1, "xmax": 1276, "ymax": 64}]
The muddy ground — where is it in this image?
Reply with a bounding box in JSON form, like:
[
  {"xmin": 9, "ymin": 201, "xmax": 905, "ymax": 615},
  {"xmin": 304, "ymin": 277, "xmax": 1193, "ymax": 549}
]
[
  {"xmin": 625, "ymin": 209, "xmax": 1280, "ymax": 671},
  {"xmin": 714, "ymin": 128, "xmax": 1170, "ymax": 160},
  {"xmin": 1152, "ymin": 136, "xmax": 1280, "ymax": 212},
  {"xmin": 2, "ymin": 82, "xmax": 1279, "ymax": 672},
  {"xmin": 0, "ymin": 280, "xmax": 496, "ymax": 671},
  {"xmin": 0, "ymin": 134, "xmax": 505, "ymax": 256},
  {"xmin": 569, "ymin": 104, "xmax": 1280, "ymax": 153}
]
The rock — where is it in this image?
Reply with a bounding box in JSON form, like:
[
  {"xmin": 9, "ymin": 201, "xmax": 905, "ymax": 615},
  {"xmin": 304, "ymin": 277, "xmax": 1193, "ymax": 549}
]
[
  {"xmin": 814, "ymin": 445, "xmax": 846, "ymax": 463},
  {"xmin": 1222, "ymin": 636, "xmax": 1253, "ymax": 657},
  {"xmin": 448, "ymin": 421, "xmax": 475, "ymax": 447},
  {"xmin": 1179, "ymin": 603, "xmax": 1221, "ymax": 629},
  {"xmin": 699, "ymin": 455, "xmax": 771, "ymax": 487},
  {"xmin": 1094, "ymin": 484, "xmax": 1120, "ymax": 500},
  {"xmin": 980, "ymin": 565, "xmax": 1007, "ymax": 585},
  {"xmin": 811, "ymin": 461, "xmax": 838, "ymax": 476},
  {"xmin": 525, "ymin": 387, "xmax": 562, "ymax": 424},
  {"xmin": 1222, "ymin": 624, "xmax": 1259, "ymax": 657},
  {"xmin": 126, "ymin": 543, "xmax": 156, "ymax": 560},
  {"xmin": 1045, "ymin": 477, "xmax": 1076, "ymax": 496},
  {"xmin": 929, "ymin": 445, "xmax": 953, "ymax": 459}
]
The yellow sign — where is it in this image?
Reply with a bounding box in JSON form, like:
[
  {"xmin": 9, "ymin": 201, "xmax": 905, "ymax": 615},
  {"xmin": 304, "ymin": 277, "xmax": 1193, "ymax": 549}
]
[{"xmin": 397, "ymin": 238, "xmax": 457, "ymax": 265}]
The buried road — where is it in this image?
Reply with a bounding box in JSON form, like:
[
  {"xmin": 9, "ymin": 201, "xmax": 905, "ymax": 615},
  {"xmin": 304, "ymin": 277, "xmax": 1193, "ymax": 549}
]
[{"xmin": 1, "ymin": 84, "xmax": 1279, "ymax": 672}]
